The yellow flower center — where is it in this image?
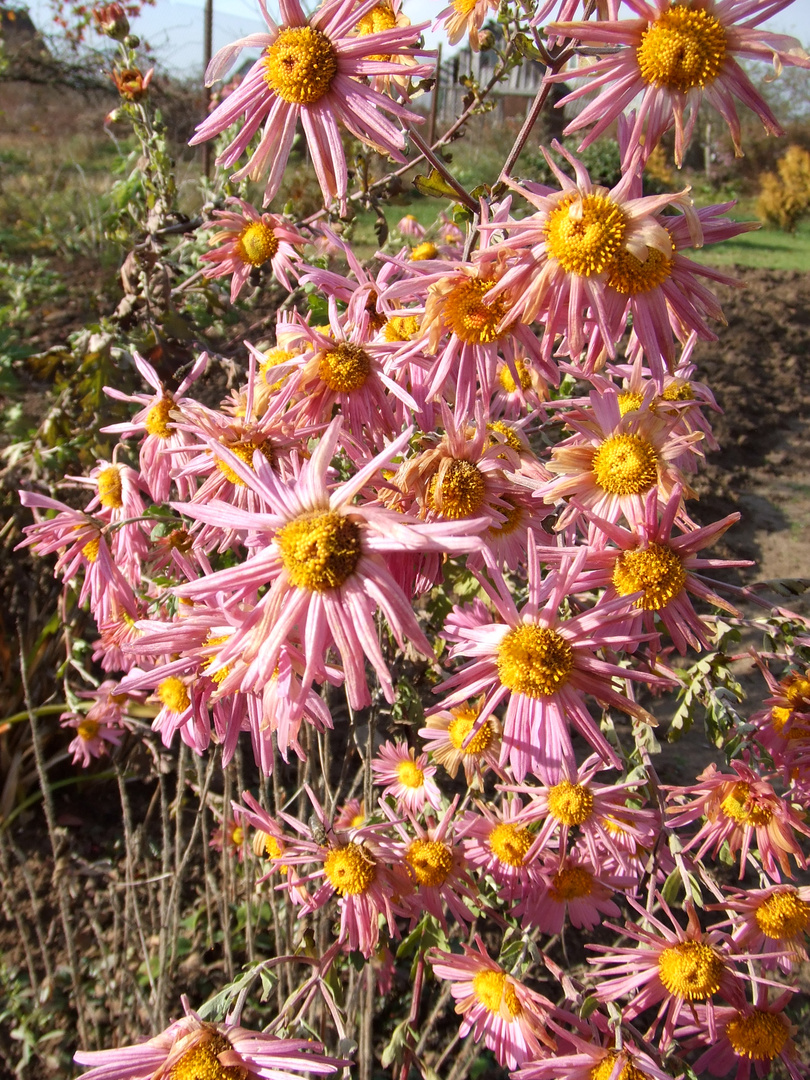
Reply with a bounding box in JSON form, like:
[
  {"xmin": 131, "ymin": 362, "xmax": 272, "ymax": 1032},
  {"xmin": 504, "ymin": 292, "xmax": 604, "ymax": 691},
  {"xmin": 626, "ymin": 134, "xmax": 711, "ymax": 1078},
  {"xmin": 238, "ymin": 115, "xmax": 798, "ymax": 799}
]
[
  {"xmin": 156, "ymin": 676, "xmax": 190, "ymax": 714},
  {"xmin": 657, "ymin": 941, "xmax": 725, "ymax": 1000},
  {"xmin": 318, "ymin": 342, "xmax": 372, "ymax": 393},
  {"xmin": 549, "ymin": 865, "xmax": 594, "ymax": 901},
  {"xmin": 545, "ymin": 193, "xmax": 627, "ymax": 277},
  {"xmin": 606, "ymin": 242, "xmax": 675, "ymax": 296},
  {"xmin": 488, "ymin": 420, "xmax": 523, "ymax": 452},
  {"xmin": 169, "ymin": 1035, "xmax": 245, "ymax": 1080},
  {"xmin": 771, "ymin": 706, "xmax": 792, "ymax": 734},
  {"xmin": 236, "ymin": 221, "xmax": 279, "ymax": 268},
  {"xmin": 618, "ymin": 391, "xmax": 645, "ymax": 416},
  {"xmin": 406, "ymin": 839, "xmax": 453, "ymax": 887},
  {"xmin": 719, "ymin": 781, "xmax": 773, "ymax": 827},
  {"xmin": 637, "ymin": 5, "xmax": 727, "ymax": 94},
  {"xmin": 613, "ymin": 542, "xmax": 687, "ymax": 610},
  {"xmin": 323, "ymin": 843, "xmax": 376, "ymax": 895},
  {"xmin": 276, "ymin": 510, "xmax": 362, "ymax": 592},
  {"xmin": 547, "ymin": 780, "xmax": 595, "ymax": 825},
  {"xmin": 498, "ymin": 358, "xmax": 533, "ymax": 393},
  {"xmin": 755, "ymin": 889, "xmax": 810, "ymax": 940},
  {"xmin": 396, "ymin": 759, "xmax": 425, "ymax": 789},
  {"xmin": 215, "ymin": 440, "xmax": 274, "ymax": 485},
  {"xmin": 355, "ymin": 3, "xmax": 397, "ymax": 60},
  {"xmin": 471, "ymin": 970, "xmax": 522, "ymax": 1017},
  {"xmin": 77, "ymin": 718, "xmax": 100, "ymax": 741},
  {"xmin": 145, "ymin": 397, "xmax": 174, "ymax": 438},
  {"xmin": 488, "ymin": 822, "xmax": 533, "ymax": 867},
  {"xmin": 384, "ymin": 314, "xmax": 421, "ymax": 341},
  {"xmin": 262, "ymin": 346, "xmax": 295, "ymax": 391},
  {"xmin": 725, "ymin": 1010, "xmax": 789, "ymax": 1061},
  {"xmin": 97, "ymin": 465, "xmax": 123, "ymax": 508},
  {"xmin": 497, "ymin": 625, "xmax": 575, "ymax": 698},
  {"xmin": 411, "ymin": 241, "xmax": 438, "ymax": 261},
  {"xmin": 490, "ymin": 499, "xmax": 523, "ymax": 536},
  {"xmin": 784, "ymin": 672, "xmax": 810, "ymax": 709},
  {"xmin": 591, "ymin": 433, "xmax": 659, "ymax": 496},
  {"xmin": 82, "ymin": 537, "xmax": 100, "ymax": 562},
  {"xmin": 590, "ymin": 1053, "xmax": 651, "ymax": 1080},
  {"xmin": 447, "ymin": 707, "xmax": 494, "ymax": 754},
  {"xmin": 442, "ymin": 277, "xmax": 509, "ymax": 345},
  {"xmin": 662, "ymin": 380, "xmax": 694, "ymax": 401},
  {"xmin": 263, "ymin": 26, "xmax": 338, "ymax": 105},
  {"xmin": 427, "ymin": 458, "xmax": 486, "ymax": 519}
]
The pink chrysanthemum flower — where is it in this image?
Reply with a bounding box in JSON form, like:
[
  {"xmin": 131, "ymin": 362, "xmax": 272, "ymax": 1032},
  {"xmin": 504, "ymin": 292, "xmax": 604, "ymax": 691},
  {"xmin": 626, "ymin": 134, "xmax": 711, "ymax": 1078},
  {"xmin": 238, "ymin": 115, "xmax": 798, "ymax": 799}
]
[
  {"xmin": 73, "ymin": 997, "xmax": 344, "ymax": 1080},
  {"xmin": 458, "ymin": 797, "xmax": 543, "ymax": 904},
  {"xmin": 538, "ymin": 387, "xmax": 702, "ymax": 531},
  {"xmin": 434, "ymin": 0, "xmax": 498, "ymax": 50},
  {"xmin": 520, "ymin": 847, "xmax": 629, "ymax": 934},
  {"xmin": 419, "ymin": 697, "xmax": 503, "ymax": 785},
  {"xmin": 589, "ymin": 896, "xmax": 747, "ymax": 1048},
  {"xmin": 371, "ymin": 740, "xmax": 443, "ymax": 813},
  {"xmin": 268, "ymin": 789, "xmax": 403, "ymax": 956},
  {"xmin": 547, "ymin": 0, "xmax": 810, "ymax": 168},
  {"xmin": 483, "ymin": 144, "xmax": 690, "ymax": 363},
  {"xmin": 382, "ymin": 801, "xmax": 477, "ymax": 929},
  {"xmin": 102, "ymin": 350, "xmax": 208, "ymax": 503},
  {"xmin": 173, "ymin": 418, "xmax": 482, "ymax": 710},
  {"xmin": 70, "ymin": 459, "xmax": 148, "ymax": 579},
  {"xmin": 666, "ymin": 761, "xmax": 810, "ymax": 880},
  {"xmin": 189, "ymin": 0, "xmax": 432, "ymax": 210},
  {"xmin": 350, "ymin": 0, "xmax": 420, "ymax": 95},
  {"xmin": 677, "ymin": 988, "xmax": 804, "ymax": 1080},
  {"xmin": 567, "ymin": 485, "xmax": 748, "ymax": 655},
  {"xmin": 333, "ymin": 798, "xmax": 365, "ymax": 832},
  {"xmin": 61, "ymin": 710, "xmax": 123, "ymax": 767},
  {"xmin": 748, "ymin": 664, "xmax": 810, "ymax": 774},
  {"xmin": 200, "ymin": 198, "xmax": 305, "ymax": 302},
  {"xmin": 514, "ymin": 1035, "xmax": 673, "ymax": 1080},
  {"xmin": 436, "ymin": 539, "xmax": 666, "ymax": 779},
  {"xmin": 510, "ymin": 752, "xmax": 661, "ymax": 869},
  {"xmin": 278, "ymin": 306, "xmax": 419, "ymax": 448},
  {"xmin": 427, "ymin": 936, "xmax": 555, "ymax": 1068},
  {"xmin": 721, "ymin": 883, "xmax": 810, "ymax": 972}
]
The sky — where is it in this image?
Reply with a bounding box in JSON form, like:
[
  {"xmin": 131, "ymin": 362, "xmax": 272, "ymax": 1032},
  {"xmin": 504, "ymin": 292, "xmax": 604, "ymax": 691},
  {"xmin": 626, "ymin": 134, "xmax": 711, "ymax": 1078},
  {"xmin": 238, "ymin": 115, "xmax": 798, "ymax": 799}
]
[{"xmin": 21, "ymin": 0, "xmax": 810, "ymax": 77}]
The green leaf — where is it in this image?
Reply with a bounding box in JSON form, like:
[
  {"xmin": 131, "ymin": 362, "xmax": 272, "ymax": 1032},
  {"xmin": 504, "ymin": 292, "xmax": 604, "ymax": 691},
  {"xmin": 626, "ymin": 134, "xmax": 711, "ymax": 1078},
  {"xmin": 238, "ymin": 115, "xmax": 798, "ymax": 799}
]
[{"xmin": 413, "ymin": 168, "xmax": 459, "ymax": 200}]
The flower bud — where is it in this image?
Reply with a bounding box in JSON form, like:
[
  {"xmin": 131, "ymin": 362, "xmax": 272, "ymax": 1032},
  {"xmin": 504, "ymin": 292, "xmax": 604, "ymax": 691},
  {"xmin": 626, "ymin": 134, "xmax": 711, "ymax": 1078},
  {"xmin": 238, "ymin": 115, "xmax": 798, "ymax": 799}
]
[{"xmin": 93, "ymin": 3, "xmax": 129, "ymax": 40}]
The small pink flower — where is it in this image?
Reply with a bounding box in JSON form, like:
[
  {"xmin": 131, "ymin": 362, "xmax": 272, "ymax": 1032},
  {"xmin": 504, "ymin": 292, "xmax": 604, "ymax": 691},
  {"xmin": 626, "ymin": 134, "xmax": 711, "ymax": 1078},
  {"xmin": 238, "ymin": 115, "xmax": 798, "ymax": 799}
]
[
  {"xmin": 74, "ymin": 998, "xmax": 345, "ymax": 1080},
  {"xmin": 722, "ymin": 883, "xmax": 810, "ymax": 972},
  {"xmin": 428, "ymin": 936, "xmax": 555, "ymax": 1068},
  {"xmin": 200, "ymin": 198, "xmax": 305, "ymax": 302},
  {"xmin": 371, "ymin": 740, "xmax": 442, "ymax": 813}
]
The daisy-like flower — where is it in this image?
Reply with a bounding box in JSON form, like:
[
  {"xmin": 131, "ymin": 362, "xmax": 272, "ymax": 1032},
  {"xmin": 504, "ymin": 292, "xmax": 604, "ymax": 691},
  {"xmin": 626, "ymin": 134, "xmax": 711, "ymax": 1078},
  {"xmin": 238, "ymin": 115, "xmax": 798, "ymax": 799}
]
[
  {"xmin": 568, "ymin": 485, "xmax": 747, "ymax": 654},
  {"xmin": 547, "ymin": 0, "xmax": 810, "ymax": 168},
  {"xmin": 427, "ymin": 936, "xmax": 555, "ymax": 1068},
  {"xmin": 437, "ymin": 538, "xmax": 666, "ymax": 780},
  {"xmin": 173, "ymin": 418, "xmax": 484, "ymax": 710},
  {"xmin": 61, "ymin": 710, "xmax": 123, "ymax": 767},
  {"xmin": 458, "ymin": 796, "xmax": 543, "ymax": 904},
  {"xmin": 514, "ymin": 1035, "xmax": 674, "ymax": 1080},
  {"xmin": 483, "ymin": 144, "xmax": 691, "ymax": 363},
  {"xmin": 511, "ymin": 752, "xmax": 661, "ymax": 869},
  {"xmin": 666, "ymin": 761, "xmax": 810, "ymax": 880},
  {"xmin": 520, "ymin": 847, "xmax": 629, "ymax": 934},
  {"xmin": 189, "ymin": 0, "xmax": 432, "ymax": 210},
  {"xmin": 73, "ymin": 997, "xmax": 345, "ymax": 1080},
  {"xmin": 350, "ymin": 0, "xmax": 420, "ymax": 95},
  {"xmin": 722, "ymin": 884, "xmax": 810, "ymax": 972},
  {"xmin": 102, "ymin": 350, "xmax": 208, "ymax": 504},
  {"xmin": 200, "ymin": 198, "xmax": 305, "ymax": 302},
  {"xmin": 434, "ymin": 0, "xmax": 498, "ymax": 50},
  {"xmin": 419, "ymin": 698, "xmax": 502, "ymax": 784},
  {"xmin": 371, "ymin": 740, "xmax": 443, "ymax": 813},
  {"xmin": 538, "ymin": 387, "xmax": 702, "ymax": 531},
  {"xmin": 678, "ymin": 988, "xmax": 804, "ymax": 1080},
  {"xmin": 588, "ymin": 896, "xmax": 746, "ymax": 1048},
  {"xmin": 267, "ymin": 789, "xmax": 403, "ymax": 956},
  {"xmin": 749, "ymin": 664, "xmax": 810, "ymax": 774},
  {"xmin": 381, "ymin": 800, "xmax": 477, "ymax": 929}
]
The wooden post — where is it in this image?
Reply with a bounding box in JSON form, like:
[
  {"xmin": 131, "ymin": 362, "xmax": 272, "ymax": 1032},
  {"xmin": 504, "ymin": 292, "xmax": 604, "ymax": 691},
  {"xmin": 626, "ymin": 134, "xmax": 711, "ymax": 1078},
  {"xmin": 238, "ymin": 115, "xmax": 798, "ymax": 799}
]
[
  {"xmin": 428, "ymin": 42, "xmax": 442, "ymax": 145},
  {"xmin": 202, "ymin": 0, "xmax": 214, "ymax": 178}
]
